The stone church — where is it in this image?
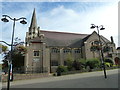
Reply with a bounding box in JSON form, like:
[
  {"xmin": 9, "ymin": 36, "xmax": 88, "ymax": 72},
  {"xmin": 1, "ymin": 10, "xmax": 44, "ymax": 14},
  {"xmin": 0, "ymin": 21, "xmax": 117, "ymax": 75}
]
[{"xmin": 24, "ymin": 9, "xmax": 117, "ymax": 73}]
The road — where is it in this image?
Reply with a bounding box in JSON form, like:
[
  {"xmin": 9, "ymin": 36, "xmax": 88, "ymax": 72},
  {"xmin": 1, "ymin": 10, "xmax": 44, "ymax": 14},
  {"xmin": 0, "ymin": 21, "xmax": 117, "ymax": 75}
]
[{"xmin": 2, "ymin": 69, "xmax": 119, "ymax": 88}]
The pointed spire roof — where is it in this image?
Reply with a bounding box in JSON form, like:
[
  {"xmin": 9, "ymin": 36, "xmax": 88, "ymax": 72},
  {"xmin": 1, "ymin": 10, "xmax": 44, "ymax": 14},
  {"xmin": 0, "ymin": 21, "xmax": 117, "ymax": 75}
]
[{"xmin": 30, "ymin": 8, "xmax": 37, "ymax": 29}]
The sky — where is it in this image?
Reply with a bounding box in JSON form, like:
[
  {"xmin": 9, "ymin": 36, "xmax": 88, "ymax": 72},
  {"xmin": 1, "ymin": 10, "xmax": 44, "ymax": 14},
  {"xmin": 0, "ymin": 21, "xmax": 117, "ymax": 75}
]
[{"xmin": 0, "ymin": 0, "xmax": 119, "ymax": 63}]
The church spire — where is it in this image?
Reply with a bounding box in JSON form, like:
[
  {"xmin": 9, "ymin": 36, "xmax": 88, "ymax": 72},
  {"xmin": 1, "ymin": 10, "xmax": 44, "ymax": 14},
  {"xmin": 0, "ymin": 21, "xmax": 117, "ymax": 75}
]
[
  {"xmin": 30, "ymin": 8, "xmax": 37, "ymax": 30},
  {"xmin": 28, "ymin": 8, "xmax": 40, "ymax": 38}
]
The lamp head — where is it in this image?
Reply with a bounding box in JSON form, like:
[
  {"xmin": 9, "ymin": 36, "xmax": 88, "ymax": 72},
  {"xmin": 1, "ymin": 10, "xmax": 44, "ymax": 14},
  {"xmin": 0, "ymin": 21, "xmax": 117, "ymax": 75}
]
[
  {"xmin": 20, "ymin": 19, "xmax": 27, "ymax": 24},
  {"xmin": 1, "ymin": 17, "xmax": 9, "ymax": 22},
  {"xmin": 100, "ymin": 27, "xmax": 105, "ymax": 30},
  {"xmin": 90, "ymin": 24, "xmax": 96, "ymax": 29},
  {"xmin": 90, "ymin": 25, "xmax": 95, "ymax": 29}
]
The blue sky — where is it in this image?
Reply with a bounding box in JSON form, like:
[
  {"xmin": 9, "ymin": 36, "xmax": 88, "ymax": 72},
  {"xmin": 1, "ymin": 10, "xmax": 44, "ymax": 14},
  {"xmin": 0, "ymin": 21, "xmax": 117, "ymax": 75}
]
[{"xmin": 0, "ymin": 1, "xmax": 119, "ymax": 63}]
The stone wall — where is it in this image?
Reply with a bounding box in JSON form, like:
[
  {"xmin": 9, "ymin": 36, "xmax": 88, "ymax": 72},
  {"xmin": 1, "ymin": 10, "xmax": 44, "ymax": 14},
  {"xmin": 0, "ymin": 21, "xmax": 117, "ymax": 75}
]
[{"xmin": 2, "ymin": 73, "xmax": 50, "ymax": 82}]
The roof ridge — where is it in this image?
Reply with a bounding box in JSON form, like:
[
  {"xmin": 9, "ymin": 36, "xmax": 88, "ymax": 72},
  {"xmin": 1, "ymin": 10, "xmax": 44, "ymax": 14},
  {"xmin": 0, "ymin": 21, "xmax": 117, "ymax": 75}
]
[{"xmin": 40, "ymin": 30, "xmax": 89, "ymax": 35}]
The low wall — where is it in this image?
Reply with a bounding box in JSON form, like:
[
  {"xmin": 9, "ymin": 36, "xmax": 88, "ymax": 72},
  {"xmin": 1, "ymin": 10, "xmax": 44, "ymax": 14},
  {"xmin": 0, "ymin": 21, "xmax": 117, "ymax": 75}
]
[
  {"xmin": 61, "ymin": 66, "xmax": 119, "ymax": 76},
  {"xmin": 2, "ymin": 73, "xmax": 50, "ymax": 82}
]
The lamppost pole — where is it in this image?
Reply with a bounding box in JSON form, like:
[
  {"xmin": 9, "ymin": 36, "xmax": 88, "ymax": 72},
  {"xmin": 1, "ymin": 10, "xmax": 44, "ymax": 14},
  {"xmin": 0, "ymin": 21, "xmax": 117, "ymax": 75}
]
[
  {"xmin": 7, "ymin": 18, "xmax": 15, "ymax": 90},
  {"xmin": 1, "ymin": 15, "xmax": 27, "ymax": 90},
  {"xmin": 90, "ymin": 24, "xmax": 107, "ymax": 79}
]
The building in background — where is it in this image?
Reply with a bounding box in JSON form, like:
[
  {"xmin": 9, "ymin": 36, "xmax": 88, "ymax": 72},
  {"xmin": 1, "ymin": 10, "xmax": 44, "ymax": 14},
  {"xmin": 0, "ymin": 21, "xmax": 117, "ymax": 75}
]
[{"xmin": 24, "ymin": 9, "xmax": 117, "ymax": 73}]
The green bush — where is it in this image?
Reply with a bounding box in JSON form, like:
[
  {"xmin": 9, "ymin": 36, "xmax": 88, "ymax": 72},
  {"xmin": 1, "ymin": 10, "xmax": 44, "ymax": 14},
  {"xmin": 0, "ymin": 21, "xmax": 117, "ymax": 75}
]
[
  {"xmin": 105, "ymin": 62, "xmax": 111, "ymax": 67},
  {"xmin": 66, "ymin": 60, "xmax": 73, "ymax": 71},
  {"xmin": 79, "ymin": 59, "xmax": 86, "ymax": 69},
  {"xmin": 72, "ymin": 60, "xmax": 82, "ymax": 70},
  {"xmin": 104, "ymin": 59, "xmax": 113, "ymax": 67},
  {"xmin": 86, "ymin": 58, "xmax": 100, "ymax": 69},
  {"xmin": 66, "ymin": 59, "xmax": 83, "ymax": 71},
  {"xmin": 56, "ymin": 65, "xmax": 68, "ymax": 73}
]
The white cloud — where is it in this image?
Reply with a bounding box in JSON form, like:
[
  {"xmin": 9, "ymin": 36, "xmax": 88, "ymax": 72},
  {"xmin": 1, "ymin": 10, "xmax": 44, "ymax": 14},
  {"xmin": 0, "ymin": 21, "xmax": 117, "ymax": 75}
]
[
  {"xmin": 1, "ymin": 2, "xmax": 118, "ymax": 48},
  {"xmin": 38, "ymin": 3, "xmax": 118, "ymax": 47},
  {"xmin": 39, "ymin": 5, "xmax": 84, "ymax": 32}
]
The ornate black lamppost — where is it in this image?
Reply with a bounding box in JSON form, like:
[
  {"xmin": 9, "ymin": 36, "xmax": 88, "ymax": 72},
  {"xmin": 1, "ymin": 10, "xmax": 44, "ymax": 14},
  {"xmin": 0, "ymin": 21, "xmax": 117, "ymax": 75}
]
[
  {"xmin": 1, "ymin": 15, "xmax": 27, "ymax": 90},
  {"xmin": 90, "ymin": 24, "xmax": 107, "ymax": 79}
]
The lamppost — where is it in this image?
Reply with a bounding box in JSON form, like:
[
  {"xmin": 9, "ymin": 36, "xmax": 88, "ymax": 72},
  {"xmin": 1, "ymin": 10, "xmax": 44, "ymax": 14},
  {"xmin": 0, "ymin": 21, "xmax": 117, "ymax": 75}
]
[
  {"xmin": 90, "ymin": 24, "xmax": 107, "ymax": 79},
  {"xmin": 0, "ymin": 41, "xmax": 12, "ymax": 46},
  {"xmin": 1, "ymin": 15, "xmax": 27, "ymax": 90}
]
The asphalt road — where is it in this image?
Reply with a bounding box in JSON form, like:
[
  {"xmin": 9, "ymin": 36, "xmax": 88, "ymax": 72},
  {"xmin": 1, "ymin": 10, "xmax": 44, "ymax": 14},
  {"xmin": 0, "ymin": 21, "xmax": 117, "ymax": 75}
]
[{"xmin": 2, "ymin": 69, "xmax": 119, "ymax": 88}]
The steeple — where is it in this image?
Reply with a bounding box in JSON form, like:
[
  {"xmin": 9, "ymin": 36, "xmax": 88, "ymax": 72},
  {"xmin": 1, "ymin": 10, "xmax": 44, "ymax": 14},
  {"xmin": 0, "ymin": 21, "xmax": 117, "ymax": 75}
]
[
  {"xmin": 27, "ymin": 8, "xmax": 40, "ymax": 40},
  {"xmin": 26, "ymin": 8, "xmax": 41, "ymax": 46},
  {"xmin": 30, "ymin": 8, "xmax": 37, "ymax": 30}
]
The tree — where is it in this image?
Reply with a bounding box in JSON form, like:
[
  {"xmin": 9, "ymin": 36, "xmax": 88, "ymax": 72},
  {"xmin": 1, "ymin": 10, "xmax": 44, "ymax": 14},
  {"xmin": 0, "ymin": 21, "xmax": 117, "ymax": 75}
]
[
  {"xmin": 66, "ymin": 53, "xmax": 74, "ymax": 71},
  {"xmin": 3, "ymin": 45, "xmax": 27, "ymax": 68},
  {"xmin": 0, "ymin": 44, "xmax": 8, "ymax": 70},
  {"xmin": 0, "ymin": 44, "xmax": 8, "ymax": 54},
  {"xmin": 14, "ymin": 45, "xmax": 27, "ymax": 55},
  {"xmin": 2, "ymin": 38, "xmax": 27, "ymax": 72}
]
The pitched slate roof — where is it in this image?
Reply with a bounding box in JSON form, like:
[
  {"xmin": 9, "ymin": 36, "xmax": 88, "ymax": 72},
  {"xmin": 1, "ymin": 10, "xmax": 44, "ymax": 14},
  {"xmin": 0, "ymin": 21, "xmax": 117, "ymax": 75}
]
[
  {"xmin": 31, "ymin": 30, "xmax": 89, "ymax": 47},
  {"xmin": 69, "ymin": 34, "xmax": 91, "ymax": 48},
  {"xmin": 30, "ymin": 30, "xmax": 111, "ymax": 48},
  {"xmin": 42, "ymin": 30, "xmax": 90, "ymax": 47},
  {"xmin": 100, "ymin": 35, "xmax": 110, "ymax": 43}
]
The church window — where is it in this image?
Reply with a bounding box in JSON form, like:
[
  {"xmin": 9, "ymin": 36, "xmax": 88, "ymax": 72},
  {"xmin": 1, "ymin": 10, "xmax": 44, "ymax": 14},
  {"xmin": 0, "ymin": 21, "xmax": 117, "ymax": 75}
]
[
  {"xmin": 51, "ymin": 48, "xmax": 60, "ymax": 53},
  {"xmin": 51, "ymin": 60, "xmax": 58, "ymax": 66},
  {"xmin": 33, "ymin": 51, "xmax": 40, "ymax": 56},
  {"xmin": 90, "ymin": 41, "xmax": 100, "ymax": 52},
  {"xmin": 94, "ymin": 41, "xmax": 99, "ymax": 45},
  {"xmin": 91, "ymin": 41, "xmax": 99, "ymax": 46},
  {"xmin": 63, "ymin": 49, "xmax": 71, "ymax": 53},
  {"xmin": 74, "ymin": 49, "xmax": 81, "ymax": 53}
]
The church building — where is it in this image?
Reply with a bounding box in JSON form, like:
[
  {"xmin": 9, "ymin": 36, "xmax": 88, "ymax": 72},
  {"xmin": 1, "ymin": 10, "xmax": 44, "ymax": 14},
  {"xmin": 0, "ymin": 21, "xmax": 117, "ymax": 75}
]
[{"xmin": 24, "ymin": 9, "xmax": 117, "ymax": 73}]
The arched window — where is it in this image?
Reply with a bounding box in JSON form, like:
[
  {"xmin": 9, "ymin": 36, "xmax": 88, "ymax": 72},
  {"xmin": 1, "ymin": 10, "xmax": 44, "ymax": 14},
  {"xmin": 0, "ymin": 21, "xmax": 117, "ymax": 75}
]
[
  {"xmin": 63, "ymin": 49, "xmax": 72, "ymax": 53},
  {"xmin": 33, "ymin": 51, "xmax": 40, "ymax": 56},
  {"xmin": 74, "ymin": 49, "xmax": 81, "ymax": 53},
  {"xmin": 51, "ymin": 48, "xmax": 60, "ymax": 53},
  {"xmin": 91, "ymin": 40, "xmax": 99, "ymax": 46},
  {"xmin": 90, "ymin": 40, "xmax": 100, "ymax": 52}
]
